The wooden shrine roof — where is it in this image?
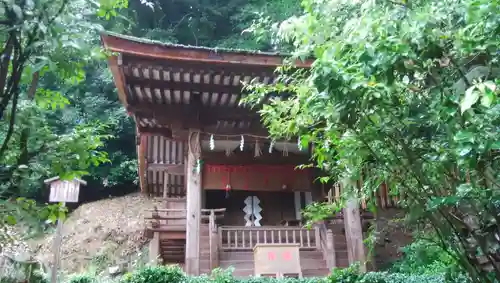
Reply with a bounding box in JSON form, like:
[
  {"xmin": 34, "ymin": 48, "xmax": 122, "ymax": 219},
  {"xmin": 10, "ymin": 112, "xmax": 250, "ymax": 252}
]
[{"xmin": 100, "ymin": 32, "xmax": 313, "ymax": 138}]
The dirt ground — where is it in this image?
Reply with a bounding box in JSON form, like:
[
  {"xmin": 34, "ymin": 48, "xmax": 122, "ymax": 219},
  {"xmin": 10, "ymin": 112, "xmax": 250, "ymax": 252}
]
[{"xmin": 32, "ymin": 193, "xmax": 161, "ymax": 274}]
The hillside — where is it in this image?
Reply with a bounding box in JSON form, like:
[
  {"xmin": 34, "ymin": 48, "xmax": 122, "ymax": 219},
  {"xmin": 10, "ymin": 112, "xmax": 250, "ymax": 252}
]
[{"xmin": 33, "ymin": 193, "xmax": 161, "ymax": 274}]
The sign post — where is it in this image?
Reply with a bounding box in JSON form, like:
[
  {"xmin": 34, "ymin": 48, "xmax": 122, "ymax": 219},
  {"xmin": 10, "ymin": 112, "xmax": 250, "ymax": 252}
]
[{"xmin": 44, "ymin": 177, "xmax": 86, "ymax": 283}]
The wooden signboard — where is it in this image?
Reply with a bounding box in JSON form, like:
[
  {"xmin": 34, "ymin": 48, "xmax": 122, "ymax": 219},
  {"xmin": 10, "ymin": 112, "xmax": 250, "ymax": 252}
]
[
  {"xmin": 253, "ymin": 243, "xmax": 302, "ymax": 278},
  {"xmin": 44, "ymin": 177, "xmax": 86, "ymax": 203},
  {"xmin": 44, "ymin": 176, "xmax": 86, "ymax": 283}
]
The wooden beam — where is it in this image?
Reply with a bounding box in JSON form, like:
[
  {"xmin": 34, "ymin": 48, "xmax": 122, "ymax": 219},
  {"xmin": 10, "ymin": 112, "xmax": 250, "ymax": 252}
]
[
  {"xmin": 201, "ymin": 150, "xmax": 308, "ymax": 165},
  {"xmin": 138, "ymin": 126, "xmax": 173, "ymax": 138},
  {"xmin": 132, "ymin": 104, "xmax": 263, "ymax": 132},
  {"xmin": 344, "ymin": 197, "xmax": 366, "ymax": 272},
  {"xmin": 108, "ymin": 55, "xmax": 129, "ymax": 107},
  {"xmin": 101, "ymin": 32, "xmax": 313, "ymax": 68},
  {"xmin": 148, "ymin": 163, "xmax": 184, "ymax": 175},
  {"xmin": 129, "ymin": 103, "xmax": 257, "ymax": 121},
  {"xmin": 185, "ymin": 130, "xmax": 202, "ymax": 275}
]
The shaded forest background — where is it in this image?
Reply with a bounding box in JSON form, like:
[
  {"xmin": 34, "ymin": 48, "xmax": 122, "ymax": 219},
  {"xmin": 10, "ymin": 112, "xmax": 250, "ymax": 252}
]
[
  {"xmin": 0, "ymin": 0, "xmax": 300, "ymax": 204},
  {"xmin": 1, "ymin": 0, "xmax": 498, "ymax": 281}
]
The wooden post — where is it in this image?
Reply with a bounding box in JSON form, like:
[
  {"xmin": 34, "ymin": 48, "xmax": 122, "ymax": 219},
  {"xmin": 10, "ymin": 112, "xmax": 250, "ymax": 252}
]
[
  {"xmin": 344, "ymin": 198, "xmax": 366, "ymax": 272},
  {"xmin": 163, "ymin": 174, "xmax": 168, "ymax": 198},
  {"xmin": 314, "ymin": 226, "xmax": 321, "ymax": 250},
  {"xmin": 51, "ymin": 214, "xmax": 63, "ymax": 283},
  {"xmin": 149, "ymin": 232, "xmax": 160, "ymax": 265},
  {"xmin": 209, "ymin": 210, "xmax": 219, "ymax": 269},
  {"xmin": 326, "ymin": 229, "xmax": 336, "ymax": 268},
  {"xmin": 185, "ymin": 130, "xmax": 201, "ymax": 275},
  {"xmin": 44, "ymin": 177, "xmax": 85, "ymax": 283}
]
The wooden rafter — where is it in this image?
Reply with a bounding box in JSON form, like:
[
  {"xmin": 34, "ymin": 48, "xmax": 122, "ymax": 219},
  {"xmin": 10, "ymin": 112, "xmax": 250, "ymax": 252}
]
[
  {"xmin": 126, "ymin": 77, "xmax": 251, "ymax": 96},
  {"xmin": 108, "ymin": 55, "xmax": 129, "ymax": 107},
  {"xmin": 102, "ymin": 32, "xmax": 311, "ymax": 140},
  {"xmin": 122, "ymin": 55, "xmax": 278, "ymax": 77}
]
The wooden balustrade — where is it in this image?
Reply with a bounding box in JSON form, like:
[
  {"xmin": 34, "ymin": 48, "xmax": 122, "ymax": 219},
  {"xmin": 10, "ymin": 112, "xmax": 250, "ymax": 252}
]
[
  {"xmin": 149, "ymin": 232, "xmax": 160, "ymax": 265},
  {"xmin": 219, "ymin": 226, "xmax": 320, "ymax": 251},
  {"xmin": 145, "ymin": 207, "xmax": 187, "ymax": 232},
  {"xmin": 317, "ymin": 222, "xmax": 336, "ymax": 269},
  {"xmin": 201, "ymin": 208, "xmax": 226, "ymax": 269},
  {"xmin": 200, "ymin": 208, "xmax": 226, "ymax": 226}
]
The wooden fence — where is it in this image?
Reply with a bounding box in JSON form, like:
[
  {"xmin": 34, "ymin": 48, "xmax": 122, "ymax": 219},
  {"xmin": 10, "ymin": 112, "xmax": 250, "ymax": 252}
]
[{"xmin": 218, "ymin": 226, "xmax": 320, "ymax": 251}]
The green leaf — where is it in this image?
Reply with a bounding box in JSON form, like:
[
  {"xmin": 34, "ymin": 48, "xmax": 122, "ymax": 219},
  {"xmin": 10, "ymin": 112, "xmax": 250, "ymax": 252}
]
[
  {"xmin": 48, "ymin": 213, "xmax": 57, "ymax": 224},
  {"xmin": 457, "ymin": 146, "xmax": 472, "ymax": 157},
  {"xmin": 319, "ymin": 176, "xmax": 330, "ymax": 183},
  {"xmin": 454, "ymin": 131, "xmax": 474, "ymax": 143},
  {"xmin": 12, "ymin": 4, "xmax": 23, "ymax": 19},
  {"xmin": 461, "ymin": 86, "xmax": 480, "ymax": 113},
  {"xmin": 6, "ymin": 215, "xmax": 17, "ymax": 225},
  {"xmin": 491, "ymin": 141, "xmax": 500, "ymax": 150},
  {"xmin": 480, "ymin": 91, "xmax": 495, "ymax": 107}
]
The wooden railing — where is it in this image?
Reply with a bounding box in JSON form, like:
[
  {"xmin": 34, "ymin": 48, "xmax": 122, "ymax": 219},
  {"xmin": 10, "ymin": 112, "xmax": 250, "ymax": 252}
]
[
  {"xmin": 324, "ymin": 182, "xmax": 399, "ymax": 209},
  {"xmin": 201, "ymin": 208, "xmax": 226, "ymax": 269},
  {"xmin": 201, "ymin": 208, "xmax": 226, "ymax": 226},
  {"xmin": 145, "ymin": 207, "xmax": 187, "ymax": 231},
  {"xmin": 219, "ymin": 226, "xmax": 320, "ymax": 251},
  {"xmin": 317, "ymin": 222, "xmax": 336, "ymax": 269}
]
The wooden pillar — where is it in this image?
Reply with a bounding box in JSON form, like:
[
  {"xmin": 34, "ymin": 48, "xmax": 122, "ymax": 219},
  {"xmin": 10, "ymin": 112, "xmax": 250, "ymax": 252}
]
[
  {"xmin": 344, "ymin": 198, "xmax": 366, "ymax": 272},
  {"xmin": 137, "ymin": 133, "xmax": 147, "ymax": 194},
  {"xmin": 209, "ymin": 210, "xmax": 220, "ymax": 269},
  {"xmin": 185, "ymin": 130, "xmax": 201, "ymax": 275},
  {"xmin": 326, "ymin": 229, "xmax": 336, "ymax": 268},
  {"xmin": 149, "ymin": 232, "xmax": 160, "ymax": 265}
]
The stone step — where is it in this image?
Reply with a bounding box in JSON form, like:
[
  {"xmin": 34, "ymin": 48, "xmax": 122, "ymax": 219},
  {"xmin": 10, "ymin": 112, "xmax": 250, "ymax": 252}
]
[
  {"xmin": 302, "ymin": 268, "xmax": 330, "ymax": 277},
  {"xmin": 161, "ymin": 248, "xmax": 185, "ymax": 253},
  {"xmin": 229, "ymin": 268, "xmax": 254, "ymax": 278},
  {"xmin": 219, "ymin": 258, "xmax": 326, "ymax": 270},
  {"xmin": 162, "ymin": 255, "xmax": 184, "ymax": 263},
  {"xmin": 221, "ymin": 267, "xmax": 330, "ymax": 278},
  {"xmin": 219, "ymin": 250, "xmax": 325, "ymax": 260},
  {"xmin": 336, "ymin": 259, "xmax": 349, "ymax": 268}
]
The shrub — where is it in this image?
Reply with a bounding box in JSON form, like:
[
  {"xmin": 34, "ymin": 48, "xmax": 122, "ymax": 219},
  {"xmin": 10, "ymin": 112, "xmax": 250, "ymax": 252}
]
[
  {"xmin": 0, "ymin": 264, "xmax": 48, "ymax": 283},
  {"xmin": 327, "ymin": 264, "xmax": 362, "ymax": 283},
  {"xmin": 68, "ymin": 274, "xmax": 97, "ymax": 283},
  {"xmin": 116, "ymin": 264, "xmax": 469, "ymax": 283},
  {"xmin": 359, "ymin": 272, "xmax": 447, "ymax": 283},
  {"xmin": 121, "ymin": 265, "xmax": 185, "ymax": 283},
  {"xmin": 390, "ymin": 240, "xmax": 458, "ymax": 275}
]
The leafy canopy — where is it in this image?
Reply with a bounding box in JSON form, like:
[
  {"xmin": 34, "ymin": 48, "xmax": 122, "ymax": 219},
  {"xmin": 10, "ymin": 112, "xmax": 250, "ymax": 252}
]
[{"xmin": 244, "ymin": 0, "xmax": 499, "ymax": 281}]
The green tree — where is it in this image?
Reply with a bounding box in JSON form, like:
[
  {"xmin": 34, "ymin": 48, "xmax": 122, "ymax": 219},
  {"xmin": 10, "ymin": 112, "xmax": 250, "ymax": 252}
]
[
  {"xmin": 0, "ymin": 0, "xmax": 128, "ymax": 251},
  {"xmin": 244, "ymin": 0, "xmax": 499, "ymax": 281}
]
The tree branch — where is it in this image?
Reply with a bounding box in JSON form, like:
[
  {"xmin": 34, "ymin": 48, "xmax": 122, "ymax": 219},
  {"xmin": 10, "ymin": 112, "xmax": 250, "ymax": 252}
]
[{"xmin": 0, "ymin": 88, "xmax": 20, "ymax": 158}]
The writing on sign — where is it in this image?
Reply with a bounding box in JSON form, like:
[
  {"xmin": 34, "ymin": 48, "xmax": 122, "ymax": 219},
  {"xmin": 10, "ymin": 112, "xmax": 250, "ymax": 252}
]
[
  {"xmin": 267, "ymin": 251, "xmax": 293, "ymax": 261},
  {"xmin": 267, "ymin": 252, "xmax": 276, "ymax": 261}
]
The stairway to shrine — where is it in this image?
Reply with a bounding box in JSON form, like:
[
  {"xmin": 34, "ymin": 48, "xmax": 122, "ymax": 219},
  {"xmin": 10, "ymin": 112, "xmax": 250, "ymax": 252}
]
[
  {"xmin": 160, "ymin": 238, "xmax": 185, "ymax": 264},
  {"xmin": 156, "ymin": 222, "xmax": 187, "ymax": 265},
  {"xmin": 148, "ymin": 198, "xmax": 188, "ymax": 267}
]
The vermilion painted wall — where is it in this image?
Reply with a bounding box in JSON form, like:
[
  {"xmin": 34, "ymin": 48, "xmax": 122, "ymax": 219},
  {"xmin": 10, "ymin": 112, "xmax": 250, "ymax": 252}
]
[{"xmin": 202, "ymin": 164, "xmax": 313, "ymax": 192}]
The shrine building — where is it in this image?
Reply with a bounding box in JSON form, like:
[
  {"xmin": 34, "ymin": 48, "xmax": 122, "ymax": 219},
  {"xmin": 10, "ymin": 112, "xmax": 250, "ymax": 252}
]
[{"xmin": 101, "ymin": 32, "xmax": 407, "ymax": 278}]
